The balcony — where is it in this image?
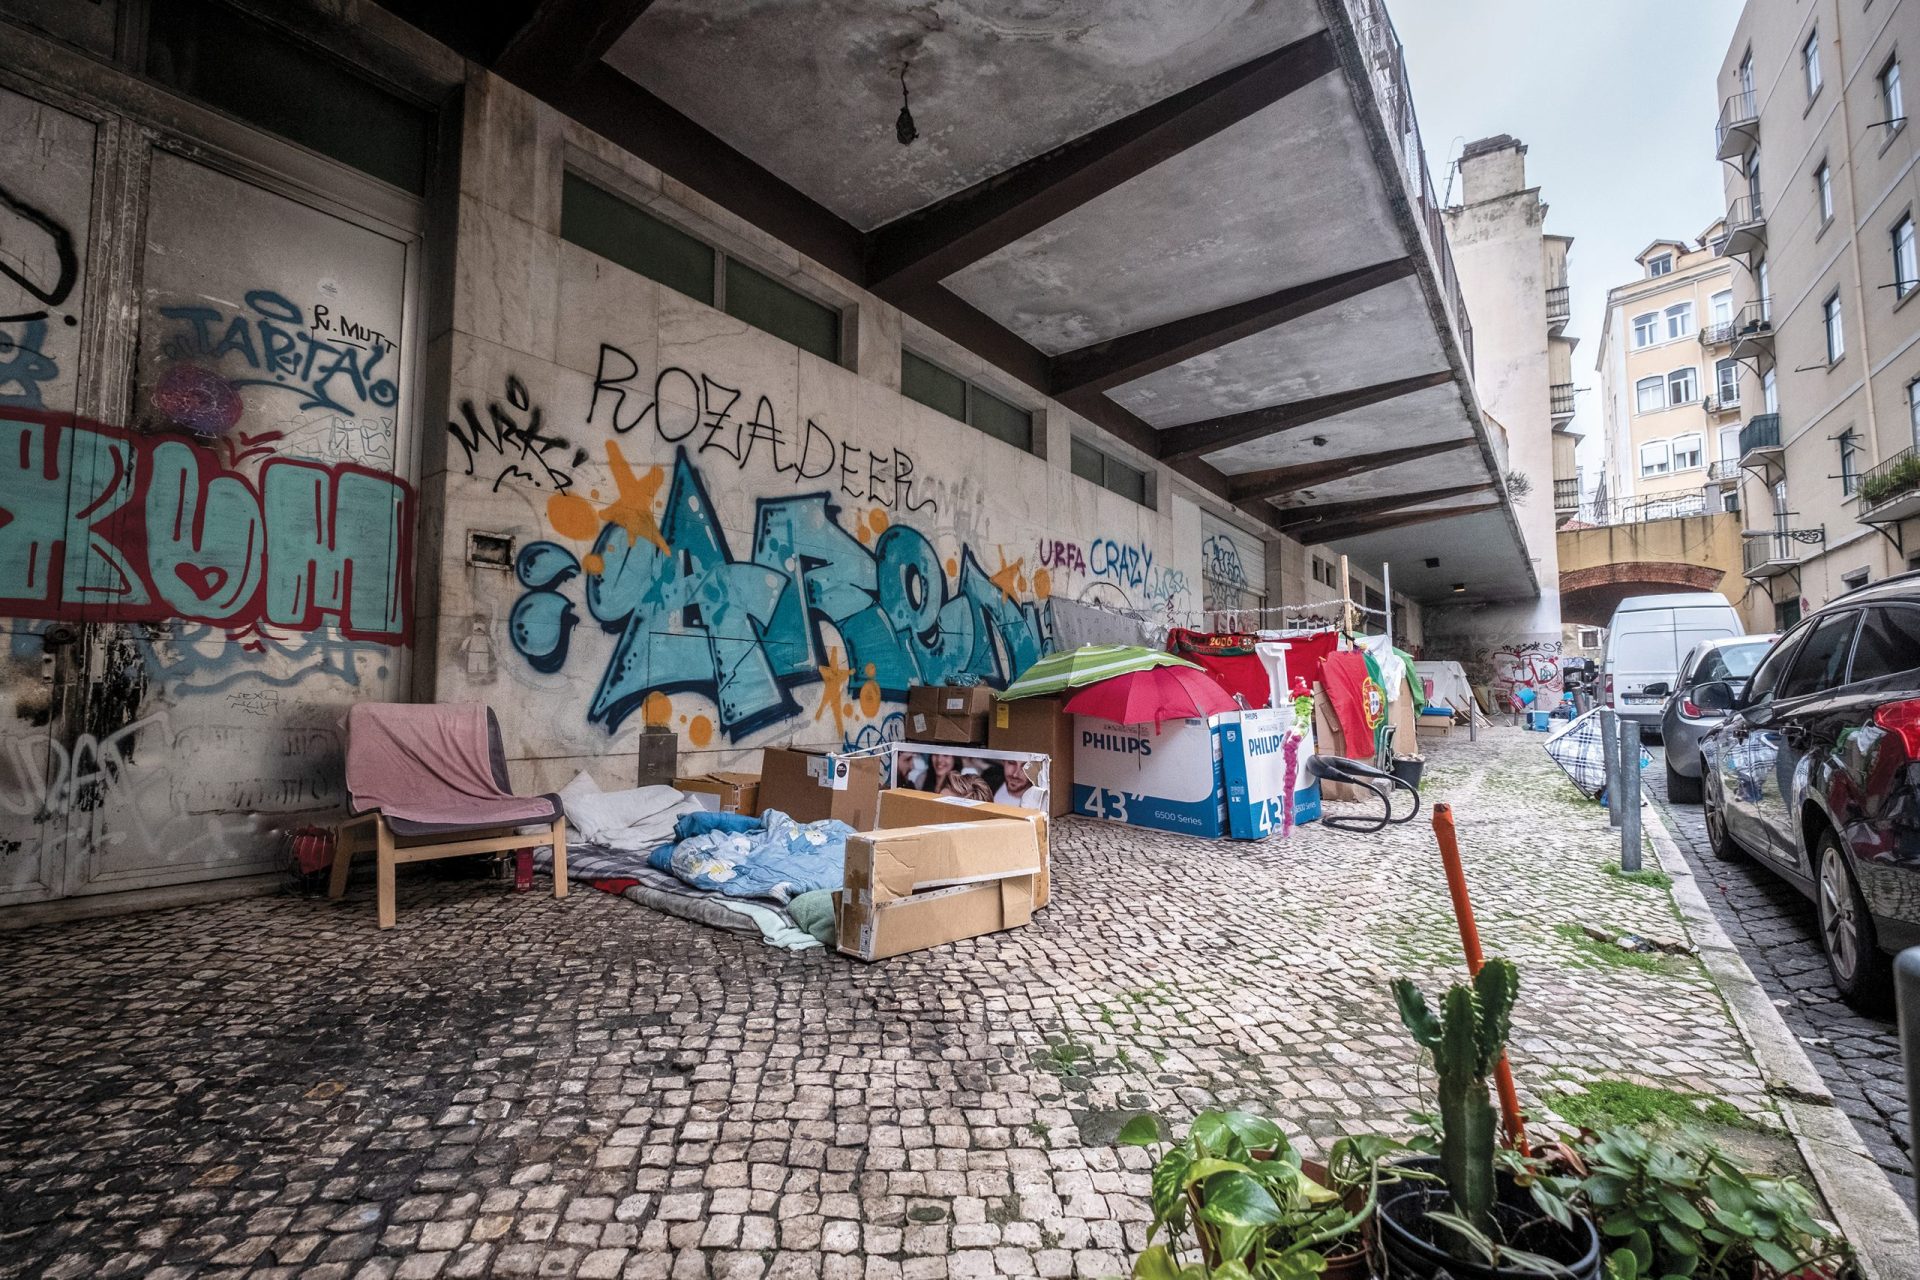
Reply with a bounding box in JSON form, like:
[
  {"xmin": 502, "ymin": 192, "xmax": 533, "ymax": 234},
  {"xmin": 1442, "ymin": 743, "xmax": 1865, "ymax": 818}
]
[
  {"xmin": 1722, "ymin": 195, "xmax": 1766, "ymax": 259},
  {"xmin": 1707, "ymin": 459, "xmax": 1742, "ymax": 484},
  {"xmin": 1743, "ymin": 528, "xmax": 1821, "ymax": 578},
  {"xmin": 1550, "ymin": 383, "xmax": 1576, "ymax": 419},
  {"xmin": 1730, "ymin": 300, "xmax": 1774, "ymax": 361},
  {"xmin": 1703, "ymin": 392, "xmax": 1741, "ymax": 416},
  {"xmin": 1857, "ymin": 447, "xmax": 1920, "ymax": 523},
  {"xmin": 1546, "ymin": 284, "xmax": 1570, "ymax": 332},
  {"xmin": 1738, "ymin": 412, "xmax": 1781, "ymax": 463},
  {"xmin": 1553, "ymin": 476, "xmax": 1580, "ymax": 514},
  {"xmin": 1699, "ymin": 320, "xmax": 1734, "ymax": 349},
  {"xmin": 1716, "ymin": 89, "xmax": 1760, "ymax": 161}
]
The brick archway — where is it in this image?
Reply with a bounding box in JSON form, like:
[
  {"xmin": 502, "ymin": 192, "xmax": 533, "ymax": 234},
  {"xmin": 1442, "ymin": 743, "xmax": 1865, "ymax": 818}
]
[{"xmin": 1559, "ymin": 561, "xmax": 1726, "ymax": 627}]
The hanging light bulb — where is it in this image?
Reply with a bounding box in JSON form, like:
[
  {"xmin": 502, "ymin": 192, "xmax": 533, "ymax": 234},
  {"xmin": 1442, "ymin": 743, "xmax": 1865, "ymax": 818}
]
[{"xmin": 896, "ymin": 66, "xmax": 918, "ymax": 146}]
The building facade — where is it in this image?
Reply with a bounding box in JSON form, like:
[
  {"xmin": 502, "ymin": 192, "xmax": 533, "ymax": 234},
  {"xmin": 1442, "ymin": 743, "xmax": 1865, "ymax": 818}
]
[
  {"xmin": 0, "ymin": 0, "xmax": 1523, "ymax": 915},
  {"xmin": 1595, "ymin": 228, "xmax": 1743, "ymax": 521},
  {"xmin": 1426, "ymin": 136, "xmax": 1573, "ymax": 679},
  {"xmin": 1716, "ymin": 0, "xmax": 1920, "ymax": 629}
]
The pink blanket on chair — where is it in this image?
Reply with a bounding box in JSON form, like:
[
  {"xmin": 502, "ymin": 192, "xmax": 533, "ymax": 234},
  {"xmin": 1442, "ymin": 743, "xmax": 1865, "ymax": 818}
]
[{"xmin": 345, "ymin": 703, "xmax": 555, "ymax": 827}]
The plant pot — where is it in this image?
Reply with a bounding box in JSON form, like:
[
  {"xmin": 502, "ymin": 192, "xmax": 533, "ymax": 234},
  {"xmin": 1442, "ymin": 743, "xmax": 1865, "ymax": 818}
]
[
  {"xmin": 1377, "ymin": 1157, "xmax": 1600, "ymax": 1280},
  {"xmin": 1300, "ymin": 1158, "xmax": 1372, "ymax": 1280},
  {"xmin": 1390, "ymin": 755, "xmax": 1425, "ymax": 790}
]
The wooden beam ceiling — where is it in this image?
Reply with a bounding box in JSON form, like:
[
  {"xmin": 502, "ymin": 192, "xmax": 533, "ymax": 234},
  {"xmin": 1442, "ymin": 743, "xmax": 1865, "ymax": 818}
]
[
  {"xmin": 863, "ymin": 29, "xmax": 1340, "ymax": 290},
  {"xmin": 1227, "ymin": 437, "xmax": 1476, "ymax": 501},
  {"xmin": 1155, "ymin": 370, "xmax": 1455, "ymax": 462},
  {"xmin": 1047, "ymin": 258, "xmax": 1413, "ymax": 398}
]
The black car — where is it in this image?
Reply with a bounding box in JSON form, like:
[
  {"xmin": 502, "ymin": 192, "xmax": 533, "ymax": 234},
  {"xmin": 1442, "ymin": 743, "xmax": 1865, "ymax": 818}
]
[{"xmin": 1696, "ymin": 575, "xmax": 1920, "ymax": 1007}]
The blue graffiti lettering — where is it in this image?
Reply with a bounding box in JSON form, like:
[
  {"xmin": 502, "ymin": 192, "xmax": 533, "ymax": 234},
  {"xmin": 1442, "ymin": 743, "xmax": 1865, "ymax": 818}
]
[{"xmin": 157, "ymin": 290, "xmax": 398, "ymax": 420}]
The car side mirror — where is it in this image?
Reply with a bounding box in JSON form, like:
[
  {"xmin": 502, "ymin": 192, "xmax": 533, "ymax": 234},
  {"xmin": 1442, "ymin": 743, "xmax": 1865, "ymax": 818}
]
[
  {"xmin": 1692, "ymin": 680, "xmax": 1735, "ymax": 713},
  {"xmin": 1643, "ymin": 681, "xmax": 1671, "ymax": 699}
]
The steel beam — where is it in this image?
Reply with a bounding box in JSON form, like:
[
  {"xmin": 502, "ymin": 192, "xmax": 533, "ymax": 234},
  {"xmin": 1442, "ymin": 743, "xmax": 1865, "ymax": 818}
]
[
  {"xmin": 1271, "ymin": 481, "xmax": 1498, "ymax": 532},
  {"xmin": 1155, "ymin": 370, "xmax": 1455, "ymax": 462},
  {"xmin": 1227, "ymin": 437, "xmax": 1476, "ymax": 501}
]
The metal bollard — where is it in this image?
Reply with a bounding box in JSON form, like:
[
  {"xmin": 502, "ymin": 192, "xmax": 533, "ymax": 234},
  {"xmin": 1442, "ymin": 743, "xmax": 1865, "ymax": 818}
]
[
  {"xmin": 1620, "ymin": 720, "xmax": 1643, "ymax": 872},
  {"xmin": 1899, "ymin": 946, "xmax": 1920, "ymax": 1221},
  {"xmin": 1601, "ymin": 709, "xmax": 1622, "ymax": 827}
]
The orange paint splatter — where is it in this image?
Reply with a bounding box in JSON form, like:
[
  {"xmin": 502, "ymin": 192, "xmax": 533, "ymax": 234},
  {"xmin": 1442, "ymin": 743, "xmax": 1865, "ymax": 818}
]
[
  {"xmin": 582, "ymin": 553, "xmax": 605, "ymax": 575},
  {"xmin": 814, "ymin": 646, "xmax": 854, "ymax": 739},
  {"xmin": 601, "ymin": 444, "xmax": 668, "ymax": 551},
  {"xmin": 642, "ymin": 691, "xmax": 673, "ymax": 728},
  {"xmin": 547, "ymin": 492, "xmax": 599, "ymax": 541},
  {"xmin": 987, "ymin": 550, "xmax": 1025, "ymax": 602},
  {"xmin": 945, "ymin": 558, "xmax": 959, "ymax": 577},
  {"xmin": 868, "ymin": 509, "xmax": 889, "ymax": 534},
  {"xmin": 857, "ymin": 525, "xmax": 872, "ymax": 545},
  {"xmin": 1033, "ymin": 568, "xmax": 1052, "ymax": 599},
  {"xmin": 688, "ymin": 715, "xmax": 714, "ymax": 749},
  {"xmin": 858, "ymin": 677, "xmax": 882, "ymax": 718}
]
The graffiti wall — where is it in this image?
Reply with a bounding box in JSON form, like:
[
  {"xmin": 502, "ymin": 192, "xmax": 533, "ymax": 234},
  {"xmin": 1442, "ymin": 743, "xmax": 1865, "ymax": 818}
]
[
  {"xmin": 0, "ymin": 93, "xmax": 416, "ymax": 907},
  {"xmin": 434, "ymin": 231, "xmax": 1199, "ymax": 779}
]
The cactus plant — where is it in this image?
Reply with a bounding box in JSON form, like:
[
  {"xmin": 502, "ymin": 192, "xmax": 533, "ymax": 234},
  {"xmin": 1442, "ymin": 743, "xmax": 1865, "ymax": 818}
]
[{"xmin": 1391, "ymin": 959, "xmax": 1518, "ymax": 1249}]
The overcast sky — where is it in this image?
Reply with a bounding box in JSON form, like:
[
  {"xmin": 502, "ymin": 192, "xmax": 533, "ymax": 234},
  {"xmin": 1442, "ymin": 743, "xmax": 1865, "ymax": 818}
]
[{"xmin": 1392, "ymin": 0, "xmax": 1745, "ymax": 486}]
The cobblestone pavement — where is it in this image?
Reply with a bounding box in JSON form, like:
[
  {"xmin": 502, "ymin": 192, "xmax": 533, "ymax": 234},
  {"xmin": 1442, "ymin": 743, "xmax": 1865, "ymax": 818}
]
[
  {"xmin": 0, "ymin": 729, "xmax": 1791, "ymax": 1280},
  {"xmin": 1644, "ymin": 746, "xmax": 1913, "ymax": 1208}
]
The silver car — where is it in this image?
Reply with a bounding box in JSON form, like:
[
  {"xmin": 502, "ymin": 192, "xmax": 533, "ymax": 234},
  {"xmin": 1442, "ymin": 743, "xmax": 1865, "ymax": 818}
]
[{"xmin": 1656, "ymin": 633, "xmax": 1778, "ymax": 803}]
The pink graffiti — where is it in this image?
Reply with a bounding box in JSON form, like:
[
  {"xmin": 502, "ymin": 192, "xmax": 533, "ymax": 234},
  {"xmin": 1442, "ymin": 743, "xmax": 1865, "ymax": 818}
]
[{"xmin": 1037, "ymin": 539, "xmax": 1086, "ymax": 575}]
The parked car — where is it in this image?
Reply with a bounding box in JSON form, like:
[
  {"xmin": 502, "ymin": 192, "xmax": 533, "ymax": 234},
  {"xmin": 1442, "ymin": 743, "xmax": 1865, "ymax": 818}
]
[
  {"xmin": 1654, "ymin": 633, "xmax": 1778, "ymax": 803},
  {"xmin": 1695, "ymin": 575, "xmax": 1920, "ymax": 1007},
  {"xmin": 1602, "ymin": 593, "xmax": 1744, "ymax": 738}
]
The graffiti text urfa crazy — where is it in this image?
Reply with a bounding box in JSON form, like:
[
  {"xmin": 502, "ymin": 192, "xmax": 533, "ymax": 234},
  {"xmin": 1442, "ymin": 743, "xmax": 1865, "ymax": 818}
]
[
  {"xmin": 510, "ymin": 448, "xmax": 1049, "ymax": 738},
  {"xmin": 0, "ymin": 411, "xmax": 412, "ymax": 641}
]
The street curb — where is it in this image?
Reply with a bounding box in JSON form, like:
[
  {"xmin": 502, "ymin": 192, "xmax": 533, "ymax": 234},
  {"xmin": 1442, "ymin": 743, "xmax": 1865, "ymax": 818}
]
[{"xmin": 1639, "ymin": 802, "xmax": 1918, "ymax": 1280}]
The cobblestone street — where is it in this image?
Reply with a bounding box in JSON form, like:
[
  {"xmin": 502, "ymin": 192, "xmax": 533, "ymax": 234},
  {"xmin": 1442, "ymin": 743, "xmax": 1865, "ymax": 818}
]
[
  {"xmin": 1645, "ymin": 747, "xmax": 1914, "ymax": 1208},
  {"xmin": 0, "ymin": 729, "xmax": 1802, "ymax": 1279}
]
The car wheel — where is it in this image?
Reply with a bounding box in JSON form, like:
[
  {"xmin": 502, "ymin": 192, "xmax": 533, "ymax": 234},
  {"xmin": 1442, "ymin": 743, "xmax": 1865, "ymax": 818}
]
[
  {"xmin": 1704, "ymin": 792, "xmax": 1744, "ymax": 861},
  {"xmin": 1664, "ymin": 759, "xmax": 1701, "ymax": 804},
  {"xmin": 1815, "ymin": 834, "xmax": 1892, "ymax": 1011}
]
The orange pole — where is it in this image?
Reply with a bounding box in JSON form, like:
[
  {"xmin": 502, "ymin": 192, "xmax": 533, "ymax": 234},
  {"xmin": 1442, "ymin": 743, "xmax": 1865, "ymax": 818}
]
[{"xmin": 1430, "ymin": 802, "xmax": 1530, "ymax": 1154}]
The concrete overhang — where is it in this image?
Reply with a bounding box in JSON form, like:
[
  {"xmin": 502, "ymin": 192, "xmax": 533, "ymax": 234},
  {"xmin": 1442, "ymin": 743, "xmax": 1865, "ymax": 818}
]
[{"xmin": 405, "ymin": 0, "xmax": 1537, "ymax": 605}]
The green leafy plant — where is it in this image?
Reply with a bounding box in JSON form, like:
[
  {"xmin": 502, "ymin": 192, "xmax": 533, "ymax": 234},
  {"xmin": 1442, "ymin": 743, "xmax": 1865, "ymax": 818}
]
[
  {"xmin": 1546, "ymin": 1127, "xmax": 1850, "ymax": 1280},
  {"xmin": 1116, "ymin": 1109, "xmax": 1405, "ymax": 1280},
  {"xmin": 1859, "ymin": 451, "xmax": 1920, "ymax": 506}
]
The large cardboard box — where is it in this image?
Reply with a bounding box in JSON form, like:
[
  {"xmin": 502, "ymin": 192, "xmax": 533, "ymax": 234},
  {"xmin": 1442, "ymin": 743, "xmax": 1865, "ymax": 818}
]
[
  {"xmin": 987, "ymin": 696, "xmax": 1074, "ymax": 818},
  {"xmin": 906, "ymin": 685, "xmax": 995, "ymax": 745},
  {"xmin": 837, "ymin": 820, "xmax": 1042, "ymax": 960},
  {"xmin": 1072, "ymin": 715, "xmax": 1228, "ymax": 837},
  {"xmin": 1217, "ymin": 709, "xmax": 1321, "ymax": 838},
  {"xmin": 877, "ymin": 788, "xmax": 1051, "ymax": 907},
  {"xmin": 672, "ymin": 771, "xmax": 761, "ymax": 815},
  {"xmin": 758, "ymin": 748, "xmax": 883, "ymax": 829},
  {"xmin": 1416, "ymin": 709, "xmax": 1455, "ymax": 738},
  {"xmin": 1312, "ymin": 691, "xmax": 1370, "ymax": 803}
]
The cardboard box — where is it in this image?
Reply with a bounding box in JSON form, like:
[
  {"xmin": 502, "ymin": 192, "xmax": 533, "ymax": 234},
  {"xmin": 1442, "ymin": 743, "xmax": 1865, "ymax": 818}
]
[
  {"xmin": 1217, "ymin": 708, "xmax": 1321, "ymax": 839},
  {"xmin": 877, "ymin": 788, "xmax": 1051, "ymax": 907},
  {"xmin": 987, "ymin": 696, "xmax": 1075, "ymax": 818},
  {"xmin": 758, "ymin": 748, "xmax": 883, "ymax": 829},
  {"xmin": 1072, "ymin": 714, "xmax": 1228, "ymax": 837},
  {"xmin": 1311, "ymin": 691, "xmax": 1370, "ymax": 803},
  {"xmin": 672, "ymin": 771, "xmax": 761, "ymax": 815},
  {"xmin": 906, "ymin": 685, "xmax": 995, "ymax": 745},
  {"xmin": 837, "ymin": 819, "xmax": 1042, "ymax": 960},
  {"xmin": 1416, "ymin": 710, "xmax": 1455, "ymax": 738}
]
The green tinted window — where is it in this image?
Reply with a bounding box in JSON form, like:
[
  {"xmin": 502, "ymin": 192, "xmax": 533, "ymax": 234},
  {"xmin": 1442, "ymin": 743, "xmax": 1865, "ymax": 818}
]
[
  {"xmin": 146, "ymin": 0, "xmax": 432, "ymax": 194},
  {"xmin": 1071, "ymin": 437, "xmax": 1104, "ymax": 485},
  {"xmin": 1072, "ymin": 437, "xmax": 1150, "ymax": 506},
  {"xmin": 902, "ymin": 351, "xmax": 968, "ymax": 420},
  {"xmin": 561, "ymin": 173, "xmax": 714, "ymax": 303},
  {"xmin": 969, "ymin": 385, "xmax": 1033, "ymax": 452},
  {"xmin": 725, "ymin": 259, "xmax": 840, "ymax": 363}
]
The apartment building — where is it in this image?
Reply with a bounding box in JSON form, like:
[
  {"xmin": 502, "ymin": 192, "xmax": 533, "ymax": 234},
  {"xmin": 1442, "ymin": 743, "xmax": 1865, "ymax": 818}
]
[
  {"xmin": 1595, "ymin": 226, "xmax": 1743, "ymax": 519},
  {"xmin": 1715, "ymin": 0, "xmax": 1920, "ymax": 628}
]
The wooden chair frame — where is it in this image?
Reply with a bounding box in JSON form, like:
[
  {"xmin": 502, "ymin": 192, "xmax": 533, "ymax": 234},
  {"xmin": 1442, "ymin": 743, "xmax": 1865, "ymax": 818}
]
[{"xmin": 328, "ymin": 811, "xmax": 568, "ymax": 928}]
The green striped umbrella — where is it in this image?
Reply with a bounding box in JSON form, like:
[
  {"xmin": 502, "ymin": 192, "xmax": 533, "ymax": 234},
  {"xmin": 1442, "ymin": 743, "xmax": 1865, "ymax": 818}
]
[{"xmin": 997, "ymin": 644, "xmax": 1201, "ymax": 700}]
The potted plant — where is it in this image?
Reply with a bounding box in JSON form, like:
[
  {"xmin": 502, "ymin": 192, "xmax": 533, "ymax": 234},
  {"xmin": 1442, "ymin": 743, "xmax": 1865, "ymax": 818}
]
[
  {"xmin": 1379, "ymin": 960, "xmax": 1603, "ymax": 1278},
  {"xmin": 1117, "ymin": 1108, "xmax": 1402, "ymax": 1280},
  {"xmin": 1540, "ymin": 1127, "xmax": 1853, "ymax": 1280},
  {"xmin": 1858, "ymin": 451, "xmax": 1920, "ymax": 508}
]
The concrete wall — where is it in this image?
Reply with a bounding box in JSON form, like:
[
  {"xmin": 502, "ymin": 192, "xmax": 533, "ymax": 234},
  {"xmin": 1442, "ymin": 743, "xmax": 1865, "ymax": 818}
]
[{"xmin": 1555, "ymin": 513, "xmax": 1765, "ymax": 632}]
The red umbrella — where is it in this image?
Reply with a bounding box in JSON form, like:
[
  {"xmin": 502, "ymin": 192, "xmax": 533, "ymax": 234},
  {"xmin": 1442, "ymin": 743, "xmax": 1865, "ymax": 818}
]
[{"xmin": 1062, "ymin": 665, "xmax": 1238, "ymax": 727}]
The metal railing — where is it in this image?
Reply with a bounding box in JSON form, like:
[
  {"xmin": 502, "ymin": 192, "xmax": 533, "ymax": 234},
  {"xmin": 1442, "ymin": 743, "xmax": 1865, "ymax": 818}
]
[
  {"xmin": 1727, "ymin": 194, "xmax": 1765, "ymax": 227},
  {"xmin": 1345, "ymin": 0, "xmax": 1474, "ymax": 373},
  {"xmin": 1575, "ymin": 489, "xmax": 1719, "ymax": 527},
  {"xmin": 1546, "ymin": 285, "xmax": 1570, "ymax": 326},
  {"xmin": 1550, "ymin": 383, "xmax": 1576, "ymax": 416},
  {"xmin": 1743, "ymin": 530, "xmax": 1804, "ymax": 573},
  {"xmin": 1699, "ymin": 320, "xmax": 1734, "ymax": 348},
  {"xmin": 1858, "ymin": 445, "xmax": 1920, "ymax": 511},
  {"xmin": 1703, "ymin": 392, "xmax": 1741, "ymax": 414},
  {"xmin": 1708, "ymin": 459, "xmax": 1741, "ymax": 482},
  {"xmin": 1732, "ymin": 300, "xmax": 1773, "ymax": 346},
  {"xmin": 1553, "ymin": 476, "xmax": 1580, "ymax": 510},
  {"xmin": 1739, "ymin": 412, "xmax": 1781, "ymax": 457},
  {"xmin": 1716, "ymin": 89, "xmax": 1759, "ymax": 156}
]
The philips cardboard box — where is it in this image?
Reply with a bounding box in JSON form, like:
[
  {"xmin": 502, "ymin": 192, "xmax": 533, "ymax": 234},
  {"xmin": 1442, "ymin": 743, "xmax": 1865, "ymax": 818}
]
[
  {"xmin": 837, "ymin": 820, "xmax": 1042, "ymax": 960},
  {"xmin": 758, "ymin": 748, "xmax": 883, "ymax": 829},
  {"xmin": 672, "ymin": 771, "xmax": 761, "ymax": 815},
  {"xmin": 986, "ymin": 696, "xmax": 1074, "ymax": 818},
  {"xmin": 877, "ymin": 788, "xmax": 1051, "ymax": 907},
  {"xmin": 1071, "ymin": 715, "xmax": 1229, "ymax": 838},
  {"xmin": 906, "ymin": 685, "xmax": 995, "ymax": 745},
  {"xmin": 1217, "ymin": 708, "xmax": 1321, "ymax": 839}
]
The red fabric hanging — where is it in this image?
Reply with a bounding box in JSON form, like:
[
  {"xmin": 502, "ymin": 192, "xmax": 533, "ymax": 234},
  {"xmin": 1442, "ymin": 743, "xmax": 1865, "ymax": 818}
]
[
  {"xmin": 1164, "ymin": 628, "xmax": 1272, "ymax": 709},
  {"xmin": 1320, "ymin": 651, "xmax": 1386, "ymax": 759},
  {"xmin": 1281, "ymin": 630, "xmax": 1341, "ymax": 680}
]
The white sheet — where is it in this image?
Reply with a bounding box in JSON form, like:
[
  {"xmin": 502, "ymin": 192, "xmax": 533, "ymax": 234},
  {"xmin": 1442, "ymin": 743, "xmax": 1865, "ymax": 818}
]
[{"xmin": 559, "ymin": 775, "xmax": 705, "ymax": 852}]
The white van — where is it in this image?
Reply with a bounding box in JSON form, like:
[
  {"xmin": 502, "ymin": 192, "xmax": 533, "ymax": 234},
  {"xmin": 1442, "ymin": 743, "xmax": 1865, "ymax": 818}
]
[{"xmin": 1602, "ymin": 593, "xmax": 1745, "ymax": 734}]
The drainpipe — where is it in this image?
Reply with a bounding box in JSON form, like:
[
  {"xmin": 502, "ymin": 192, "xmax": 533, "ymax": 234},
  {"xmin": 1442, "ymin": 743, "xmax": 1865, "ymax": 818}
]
[{"xmin": 1833, "ymin": 15, "xmax": 1884, "ymax": 474}]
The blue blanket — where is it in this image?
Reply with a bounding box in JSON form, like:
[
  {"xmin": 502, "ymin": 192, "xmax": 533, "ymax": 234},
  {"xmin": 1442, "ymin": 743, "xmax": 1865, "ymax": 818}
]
[{"xmin": 647, "ymin": 808, "xmax": 852, "ymax": 902}]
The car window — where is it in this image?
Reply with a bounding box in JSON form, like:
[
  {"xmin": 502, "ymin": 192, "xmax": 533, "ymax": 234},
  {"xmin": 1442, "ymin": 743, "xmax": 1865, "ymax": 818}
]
[
  {"xmin": 1847, "ymin": 605, "xmax": 1920, "ymax": 682},
  {"xmin": 1693, "ymin": 650, "xmax": 1729, "ymax": 684},
  {"xmin": 1776, "ymin": 611, "xmax": 1860, "ymax": 700},
  {"xmin": 1718, "ymin": 642, "xmax": 1769, "ymax": 678},
  {"xmin": 1743, "ymin": 625, "xmax": 1807, "ymax": 705}
]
